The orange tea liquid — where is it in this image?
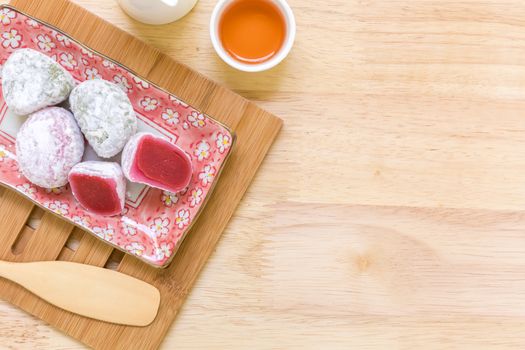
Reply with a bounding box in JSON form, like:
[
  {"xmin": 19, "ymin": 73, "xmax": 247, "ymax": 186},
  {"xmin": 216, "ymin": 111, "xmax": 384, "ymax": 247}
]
[{"xmin": 219, "ymin": 0, "xmax": 286, "ymax": 65}]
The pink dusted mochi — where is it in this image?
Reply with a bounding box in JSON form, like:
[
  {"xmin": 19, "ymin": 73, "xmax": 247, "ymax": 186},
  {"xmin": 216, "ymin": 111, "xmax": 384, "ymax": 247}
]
[
  {"xmin": 122, "ymin": 132, "xmax": 193, "ymax": 193},
  {"xmin": 16, "ymin": 107, "xmax": 84, "ymax": 188},
  {"xmin": 68, "ymin": 161, "xmax": 126, "ymax": 216}
]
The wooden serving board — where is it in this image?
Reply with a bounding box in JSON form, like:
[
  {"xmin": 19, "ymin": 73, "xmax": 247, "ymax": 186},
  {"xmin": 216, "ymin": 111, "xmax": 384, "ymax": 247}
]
[{"xmin": 0, "ymin": 0, "xmax": 282, "ymax": 349}]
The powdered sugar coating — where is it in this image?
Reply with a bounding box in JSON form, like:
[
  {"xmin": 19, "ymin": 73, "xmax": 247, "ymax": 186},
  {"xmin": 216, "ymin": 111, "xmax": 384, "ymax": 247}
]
[
  {"xmin": 16, "ymin": 107, "xmax": 84, "ymax": 188},
  {"xmin": 69, "ymin": 79, "xmax": 137, "ymax": 158},
  {"xmin": 2, "ymin": 49, "xmax": 75, "ymax": 115},
  {"xmin": 121, "ymin": 131, "xmax": 143, "ymax": 181},
  {"xmin": 68, "ymin": 161, "xmax": 126, "ymax": 214}
]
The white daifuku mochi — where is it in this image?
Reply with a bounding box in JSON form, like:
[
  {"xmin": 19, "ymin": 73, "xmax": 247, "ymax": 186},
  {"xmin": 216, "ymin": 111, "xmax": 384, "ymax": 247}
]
[
  {"xmin": 2, "ymin": 49, "xmax": 75, "ymax": 115},
  {"xmin": 69, "ymin": 79, "xmax": 137, "ymax": 158}
]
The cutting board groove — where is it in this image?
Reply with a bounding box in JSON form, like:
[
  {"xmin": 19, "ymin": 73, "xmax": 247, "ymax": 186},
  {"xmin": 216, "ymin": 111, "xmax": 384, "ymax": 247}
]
[{"xmin": 0, "ymin": 0, "xmax": 282, "ymax": 349}]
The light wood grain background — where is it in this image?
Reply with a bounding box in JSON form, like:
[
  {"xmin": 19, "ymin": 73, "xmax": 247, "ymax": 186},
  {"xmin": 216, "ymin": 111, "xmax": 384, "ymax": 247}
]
[{"xmin": 2, "ymin": 0, "xmax": 525, "ymax": 349}]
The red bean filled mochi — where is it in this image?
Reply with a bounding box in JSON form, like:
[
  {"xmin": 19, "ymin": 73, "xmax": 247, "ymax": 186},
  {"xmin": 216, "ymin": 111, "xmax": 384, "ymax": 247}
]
[{"xmin": 121, "ymin": 132, "xmax": 192, "ymax": 193}]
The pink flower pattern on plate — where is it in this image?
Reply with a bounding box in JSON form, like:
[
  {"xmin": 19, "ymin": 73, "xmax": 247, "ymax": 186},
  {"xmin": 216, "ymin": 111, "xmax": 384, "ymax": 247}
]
[
  {"xmin": 59, "ymin": 52, "xmax": 77, "ymax": 70},
  {"xmin": 93, "ymin": 225, "xmax": 114, "ymax": 241},
  {"xmin": 199, "ymin": 165, "xmax": 216, "ymax": 187},
  {"xmin": 122, "ymin": 222, "xmax": 137, "ymax": 236},
  {"xmin": 161, "ymin": 190, "xmax": 179, "ymax": 207},
  {"xmin": 55, "ymin": 33, "xmax": 71, "ymax": 47},
  {"xmin": 102, "ymin": 59, "xmax": 116, "ymax": 70},
  {"xmin": 187, "ymin": 111, "xmax": 206, "ymax": 128},
  {"xmin": 81, "ymin": 47, "xmax": 94, "ymax": 58},
  {"xmin": 194, "ymin": 140, "xmax": 210, "ymax": 161},
  {"xmin": 0, "ymin": 9, "xmax": 15, "ymax": 25},
  {"xmin": 126, "ymin": 242, "xmax": 145, "ymax": 256},
  {"xmin": 175, "ymin": 209, "xmax": 190, "ymax": 229},
  {"xmin": 113, "ymin": 74, "xmax": 132, "ymax": 93},
  {"xmin": 36, "ymin": 34, "xmax": 55, "ymax": 52},
  {"xmin": 72, "ymin": 215, "xmax": 90, "ymax": 228},
  {"xmin": 161, "ymin": 108, "xmax": 179, "ymax": 126},
  {"xmin": 16, "ymin": 183, "xmax": 35, "ymax": 199},
  {"xmin": 150, "ymin": 217, "xmax": 170, "ymax": 237},
  {"xmin": 216, "ymin": 132, "xmax": 232, "ymax": 154},
  {"xmin": 133, "ymin": 75, "xmax": 149, "ymax": 89},
  {"xmin": 25, "ymin": 19, "xmax": 39, "ymax": 28},
  {"xmin": 0, "ymin": 8, "xmax": 234, "ymax": 267},
  {"xmin": 140, "ymin": 96, "xmax": 159, "ymax": 111},
  {"xmin": 45, "ymin": 200, "xmax": 69, "ymax": 216},
  {"xmin": 85, "ymin": 67, "xmax": 101, "ymax": 80},
  {"xmin": 2, "ymin": 29, "xmax": 21, "ymax": 48},
  {"xmin": 189, "ymin": 188, "xmax": 203, "ymax": 207},
  {"xmin": 155, "ymin": 242, "xmax": 173, "ymax": 260}
]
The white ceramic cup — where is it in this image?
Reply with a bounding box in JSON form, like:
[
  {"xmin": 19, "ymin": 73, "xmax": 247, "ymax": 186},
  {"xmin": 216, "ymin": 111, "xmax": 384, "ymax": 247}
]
[
  {"xmin": 117, "ymin": 0, "xmax": 199, "ymax": 25},
  {"xmin": 210, "ymin": 0, "xmax": 296, "ymax": 72}
]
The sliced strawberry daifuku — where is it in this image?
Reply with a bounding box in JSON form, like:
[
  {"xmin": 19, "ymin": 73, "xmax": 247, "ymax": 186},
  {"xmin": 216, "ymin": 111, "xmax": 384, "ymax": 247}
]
[
  {"xmin": 136, "ymin": 137, "xmax": 190, "ymax": 187},
  {"xmin": 69, "ymin": 161, "xmax": 126, "ymax": 217},
  {"xmin": 122, "ymin": 132, "xmax": 193, "ymax": 193}
]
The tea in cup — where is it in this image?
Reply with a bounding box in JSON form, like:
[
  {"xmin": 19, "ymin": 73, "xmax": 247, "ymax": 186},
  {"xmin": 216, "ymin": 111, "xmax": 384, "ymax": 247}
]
[{"xmin": 210, "ymin": 0, "xmax": 296, "ymax": 72}]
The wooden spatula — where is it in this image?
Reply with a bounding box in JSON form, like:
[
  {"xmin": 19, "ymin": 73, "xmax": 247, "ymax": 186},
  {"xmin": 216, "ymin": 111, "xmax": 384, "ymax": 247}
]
[{"xmin": 0, "ymin": 259, "xmax": 160, "ymax": 326}]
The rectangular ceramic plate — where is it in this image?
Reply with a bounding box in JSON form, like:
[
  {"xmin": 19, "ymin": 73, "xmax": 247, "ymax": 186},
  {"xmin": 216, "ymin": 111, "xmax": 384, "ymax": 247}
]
[{"xmin": 0, "ymin": 6, "xmax": 235, "ymax": 268}]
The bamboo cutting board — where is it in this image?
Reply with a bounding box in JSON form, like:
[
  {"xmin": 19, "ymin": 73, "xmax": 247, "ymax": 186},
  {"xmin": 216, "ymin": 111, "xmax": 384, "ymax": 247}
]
[{"xmin": 0, "ymin": 0, "xmax": 282, "ymax": 349}]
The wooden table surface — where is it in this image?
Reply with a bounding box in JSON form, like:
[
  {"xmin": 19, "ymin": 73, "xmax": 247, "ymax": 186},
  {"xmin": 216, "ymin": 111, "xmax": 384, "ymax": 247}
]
[{"xmin": 2, "ymin": 0, "xmax": 525, "ymax": 348}]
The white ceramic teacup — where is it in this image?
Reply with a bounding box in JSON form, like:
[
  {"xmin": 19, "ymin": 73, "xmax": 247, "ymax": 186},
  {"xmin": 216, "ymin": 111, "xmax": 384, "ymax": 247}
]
[
  {"xmin": 210, "ymin": 0, "xmax": 296, "ymax": 72},
  {"xmin": 117, "ymin": 0, "xmax": 199, "ymax": 25}
]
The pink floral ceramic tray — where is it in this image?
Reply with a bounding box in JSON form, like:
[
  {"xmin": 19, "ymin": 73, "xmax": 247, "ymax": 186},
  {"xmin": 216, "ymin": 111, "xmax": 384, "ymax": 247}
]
[{"xmin": 0, "ymin": 6, "xmax": 235, "ymax": 268}]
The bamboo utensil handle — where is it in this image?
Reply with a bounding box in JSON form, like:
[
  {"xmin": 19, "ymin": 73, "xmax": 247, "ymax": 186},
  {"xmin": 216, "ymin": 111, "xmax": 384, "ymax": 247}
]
[{"xmin": 0, "ymin": 260, "xmax": 160, "ymax": 326}]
